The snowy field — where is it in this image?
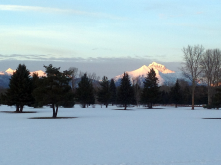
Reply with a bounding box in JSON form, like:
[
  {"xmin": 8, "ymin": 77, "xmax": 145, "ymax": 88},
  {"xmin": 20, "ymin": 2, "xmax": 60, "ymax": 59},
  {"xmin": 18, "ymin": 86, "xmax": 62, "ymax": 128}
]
[{"xmin": 0, "ymin": 105, "xmax": 221, "ymax": 165}]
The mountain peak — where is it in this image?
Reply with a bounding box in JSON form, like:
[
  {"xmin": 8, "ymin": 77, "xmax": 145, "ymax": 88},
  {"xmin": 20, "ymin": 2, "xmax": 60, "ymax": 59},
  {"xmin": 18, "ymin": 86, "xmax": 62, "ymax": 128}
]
[
  {"xmin": 149, "ymin": 62, "xmax": 164, "ymax": 67},
  {"xmin": 6, "ymin": 68, "xmax": 14, "ymax": 72},
  {"xmin": 5, "ymin": 68, "xmax": 16, "ymax": 75},
  {"xmin": 141, "ymin": 65, "xmax": 148, "ymax": 69},
  {"xmin": 148, "ymin": 62, "xmax": 174, "ymax": 74},
  {"xmin": 114, "ymin": 62, "xmax": 177, "ymax": 86}
]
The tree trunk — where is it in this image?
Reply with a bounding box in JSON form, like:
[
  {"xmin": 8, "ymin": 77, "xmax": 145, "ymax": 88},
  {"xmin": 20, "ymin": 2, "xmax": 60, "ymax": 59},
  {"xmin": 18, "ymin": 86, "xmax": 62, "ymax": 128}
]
[
  {"xmin": 106, "ymin": 104, "xmax": 108, "ymax": 108},
  {"xmin": 175, "ymin": 104, "xmax": 177, "ymax": 108},
  {"xmin": 55, "ymin": 105, "xmax": 58, "ymax": 117},
  {"xmin": 192, "ymin": 88, "xmax": 195, "ymax": 110},
  {"xmin": 20, "ymin": 105, "xmax": 24, "ymax": 112},
  {"xmin": 52, "ymin": 104, "xmax": 56, "ymax": 118},
  {"xmin": 148, "ymin": 103, "xmax": 152, "ymax": 109},
  {"xmin": 82, "ymin": 104, "xmax": 86, "ymax": 108},
  {"xmin": 16, "ymin": 105, "xmax": 19, "ymax": 112},
  {"xmin": 124, "ymin": 104, "xmax": 127, "ymax": 110}
]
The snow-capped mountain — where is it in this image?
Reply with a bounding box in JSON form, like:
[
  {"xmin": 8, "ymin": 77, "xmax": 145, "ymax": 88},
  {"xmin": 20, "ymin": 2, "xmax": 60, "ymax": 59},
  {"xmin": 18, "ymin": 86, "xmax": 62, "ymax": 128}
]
[
  {"xmin": 0, "ymin": 68, "xmax": 46, "ymax": 88},
  {"xmin": 2, "ymin": 68, "xmax": 45, "ymax": 77},
  {"xmin": 30, "ymin": 70, "xmax": 46, "ymax": 77},
  {"xmin": 113, "ymin": 62, "xmax": 183, "ymax": 86},
  {"xmin": 5, "ymin": 68, "xmax": 15, "ymax": 75}
]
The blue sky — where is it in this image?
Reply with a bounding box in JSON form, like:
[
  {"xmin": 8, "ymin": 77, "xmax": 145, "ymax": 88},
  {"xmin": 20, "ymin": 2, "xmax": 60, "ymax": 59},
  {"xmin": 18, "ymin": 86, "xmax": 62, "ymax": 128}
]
[{"xmin": 0, "ymin": 0, "xmax": 220, "ymax": 78}]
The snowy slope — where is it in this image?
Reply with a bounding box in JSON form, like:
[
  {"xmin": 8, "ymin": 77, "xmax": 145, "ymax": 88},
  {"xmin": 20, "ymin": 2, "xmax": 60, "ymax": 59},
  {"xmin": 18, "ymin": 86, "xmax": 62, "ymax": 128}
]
[
  {"xmin": 0, "ymin": 105, "xmax": 221, "ymax": 165},
  {"xmin": 114, "ymin": 62, "xmax": 183, "ymax": 86}
]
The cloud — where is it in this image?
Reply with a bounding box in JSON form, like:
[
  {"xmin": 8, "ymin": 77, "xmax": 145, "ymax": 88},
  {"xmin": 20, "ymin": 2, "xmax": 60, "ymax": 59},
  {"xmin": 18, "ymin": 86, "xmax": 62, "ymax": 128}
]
[{"xmin": 0, "ymin": 5, "xmax": 125, "ymax": 20}]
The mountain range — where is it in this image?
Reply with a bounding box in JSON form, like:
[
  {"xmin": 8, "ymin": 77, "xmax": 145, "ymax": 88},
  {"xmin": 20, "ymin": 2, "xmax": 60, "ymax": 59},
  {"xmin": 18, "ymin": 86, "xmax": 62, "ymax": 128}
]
[
  {"xmin": 0, "ymin": 68, "xmax": 46, "ymax": 88},
  {"xmin": 0, "ymin": 68, "xmax": 45, "ymax": 77},
  {"xmin": 0, "ymin": 62, "xmax": 184, "ymax": 88}
]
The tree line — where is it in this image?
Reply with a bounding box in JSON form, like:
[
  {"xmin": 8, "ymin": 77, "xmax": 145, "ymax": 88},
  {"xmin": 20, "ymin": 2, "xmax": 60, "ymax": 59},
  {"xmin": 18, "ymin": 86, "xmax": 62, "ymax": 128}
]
[
  {"xmin": 0, "ymin": 64, "xmax": 165, "ymax": 117},
  {"xmin": 1, "ymin": 44, "xmax": 221, "ymax": 117}
]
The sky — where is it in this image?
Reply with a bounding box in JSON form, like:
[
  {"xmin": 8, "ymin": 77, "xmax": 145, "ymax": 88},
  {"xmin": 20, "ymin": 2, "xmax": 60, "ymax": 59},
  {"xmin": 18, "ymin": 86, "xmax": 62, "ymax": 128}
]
[{"xmin": 0, "ymin": 0, "xmax": 221, "ymax": 78}]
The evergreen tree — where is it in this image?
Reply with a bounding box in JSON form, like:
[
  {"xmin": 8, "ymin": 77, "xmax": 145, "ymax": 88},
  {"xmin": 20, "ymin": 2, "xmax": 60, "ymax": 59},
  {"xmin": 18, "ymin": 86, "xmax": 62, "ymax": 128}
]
[
  {"xmin": 2, "ymin": 64, "xmax": 34, "ymax": 112},
  {"xmin": 97, "ymin": 76, "xmax": 110, "ymax": 108},
  {"xmin": 170, "ymin": 79, "xmax": 182, "ymax": 108},
  {"xmin": 141, "ymin": 68, "xmax": 160, "ymax": 108},
  {"xmin": 109, "ymin": 79, "xmax": 117, "ymax": 106},
  {"xmin": 212, "ymin": 87, "xmax": 221, "ymax": 109},
  {"xmin": 31, "ymin": 73, "xmax": 41, "ymax": 108},
  {"xmin": 117, "ymin": 72, "xmax": 134, "ymax": 110},
  {"xmin": 33, "ymin": 64, "xmax": 74, "ymax": 118},
  {"xmin": 76, "ymin": 73, "xmax": 95, "ymax": 108},
  {"xmin": 160, "ymin": 91, "xmax": 170, "ymax": 105}
]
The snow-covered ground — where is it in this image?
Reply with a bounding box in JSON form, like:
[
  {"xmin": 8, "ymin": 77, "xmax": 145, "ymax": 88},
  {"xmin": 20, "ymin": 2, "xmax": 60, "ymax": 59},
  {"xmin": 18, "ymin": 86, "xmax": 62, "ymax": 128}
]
[{"xmin": 0, "ymin": 105, "xmax": 221, "ymax": 165}]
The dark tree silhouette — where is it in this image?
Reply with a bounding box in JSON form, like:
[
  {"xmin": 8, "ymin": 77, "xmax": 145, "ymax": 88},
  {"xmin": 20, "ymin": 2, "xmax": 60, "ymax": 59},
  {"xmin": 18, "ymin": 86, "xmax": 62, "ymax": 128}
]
[
  {"xmin": 33, "ymin": 64, "xmax": 74, "ymax": 117},
  {"xmin": 212, "ymin": 87, "xmax": 221, "ymax": 109},
  {"xmin": 2, "ymin": 64, "xmax": 34, "ymax": 112},
  {"xmin": 109, "ymin": 79, "xmax": 117, "ymax": 106},
  {"xmin": 141, "ymin": 68, "xmax": 160, "ymax": 108},
  {"xmin": 97, "ymin": 76, "xmax": 110, "ymax": 108},
  {"xmin": 117, "ymin": 72, "xmax": 134, "ymax": 110},
  {"xmin": 76, "ymin": 73, "xmax": 95, "ymax": 108},
  {"xmin": 159, "ymin": 91, "xmax": 170, "ymax": 105},
  {"xmin": 170, "ymin": 79, "xmax": 182, "ymax": 108}
]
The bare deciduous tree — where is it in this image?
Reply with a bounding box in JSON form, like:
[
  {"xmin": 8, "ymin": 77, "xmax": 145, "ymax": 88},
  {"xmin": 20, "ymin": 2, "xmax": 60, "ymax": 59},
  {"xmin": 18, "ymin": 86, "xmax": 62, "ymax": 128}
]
[
  {"xmin": 201, "ymin": 49, "xmax": 221, "ymax": 106},
  {"xmin": 212, "ymin": 49, "xmax": 221, "ymax": 86},
  {"xmin": 88, "ymin": 72, "xmax": 100, "ymax": 81},
  {"xmin": 180, "ymin": 45, "xmax": 204, "ymax": 110},
  {"xmin": 78, "ymin": 71, "xmax": 84, "ymax": 78},
  {"xmin": 69, "ymin": 67, "xmax": 78, "ymax": 92},
  {"xmin": 201, "ymin": 50, "xmax": 216, "ymax": 105}
]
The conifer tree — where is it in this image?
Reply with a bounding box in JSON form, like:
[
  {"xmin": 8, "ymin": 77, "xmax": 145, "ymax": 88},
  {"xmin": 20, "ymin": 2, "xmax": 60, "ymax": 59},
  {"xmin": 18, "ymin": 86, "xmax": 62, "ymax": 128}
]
[
  {"xmin": 212, "ymin": 88, "xmax": 221, "ymax": 109},
  {"xmin": 76, "ymin": 73, "xmax": 95, "ymax": 108},
  {"xmin": 2, "ymin": 64, "xmax": 34, "ymax": 112},
  {"xmin": 117, "ymin": 72, "xmax": 134, "ymax": 110},
  {"xmin": 97, "ymin": 76, "xmax": 110, "ymax": 108},
  {"xmin": 109, "ymin": 79, "xmax": 117, "ymax": 106},
  {"xmin": 33, "ymin": 64, "xmax": 74, "ymax": 117},
  {"xmin": 141, "ymin": 68, "xmax": 160, "ymax": 108},
  {"xmin": 160, "ymin": 91, "xmax": 170, "ymax": 105},
  {"xmin": 170, "ymin": 79, "xmax": 182, "ymax": 108},
  {"xmin": 31, "ymin": 73, "xmax": 41, "ymax": 108}
]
